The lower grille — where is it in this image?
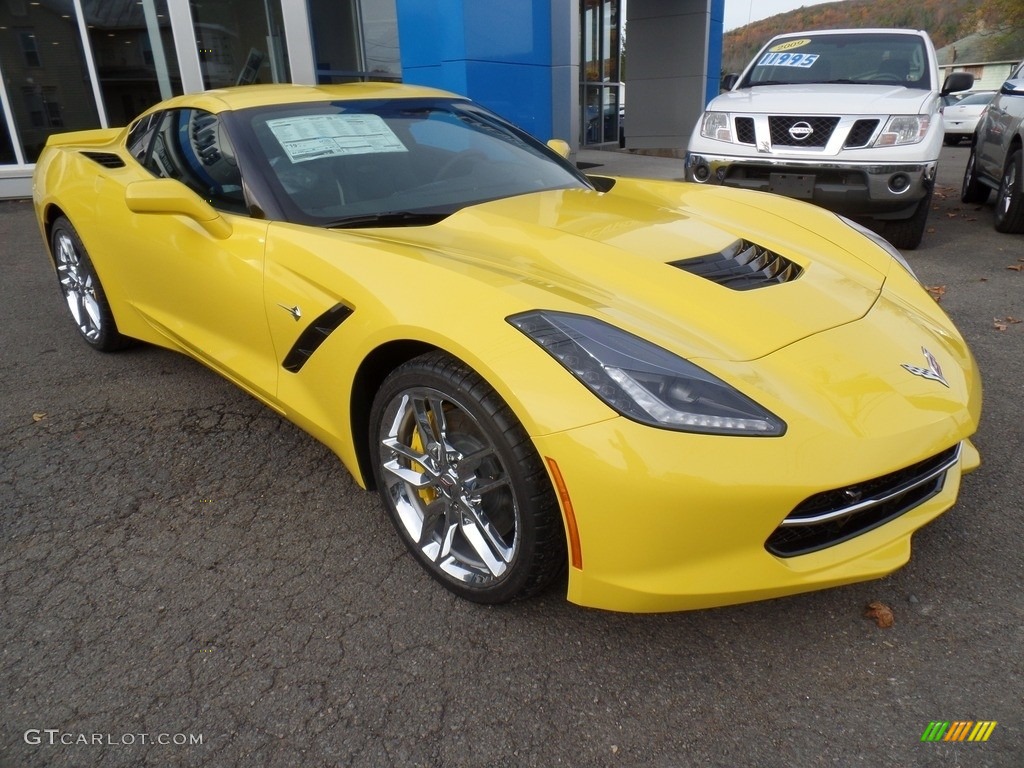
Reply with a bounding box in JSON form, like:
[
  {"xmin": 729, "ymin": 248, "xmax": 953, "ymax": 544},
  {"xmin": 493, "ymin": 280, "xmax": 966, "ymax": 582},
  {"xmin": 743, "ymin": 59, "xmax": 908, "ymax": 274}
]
[{"xmin": 766, "ymin": 444, "xmax": 961, "ymax": 557}]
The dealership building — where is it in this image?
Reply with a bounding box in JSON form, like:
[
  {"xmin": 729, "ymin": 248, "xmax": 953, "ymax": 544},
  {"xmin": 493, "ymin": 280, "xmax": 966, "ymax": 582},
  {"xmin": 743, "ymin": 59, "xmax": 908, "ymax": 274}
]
[{"xmin": 0, "ymin": 0, "xmax": 724, "ymax": 198}]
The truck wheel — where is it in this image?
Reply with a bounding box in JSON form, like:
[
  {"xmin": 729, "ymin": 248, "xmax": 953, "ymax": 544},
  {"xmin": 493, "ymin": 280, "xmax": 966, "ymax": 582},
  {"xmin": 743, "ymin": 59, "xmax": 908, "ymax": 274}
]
[{"xmin": 882, "ymin": 188, "xmax": 932, "ymax": 250}]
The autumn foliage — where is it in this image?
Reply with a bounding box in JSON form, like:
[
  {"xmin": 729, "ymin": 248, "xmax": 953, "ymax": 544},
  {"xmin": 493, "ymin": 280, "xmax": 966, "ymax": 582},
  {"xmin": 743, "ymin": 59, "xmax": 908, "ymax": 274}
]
[{"xmin": 722, "ymin": 0, "xmax": 1018, "ymax": 73}]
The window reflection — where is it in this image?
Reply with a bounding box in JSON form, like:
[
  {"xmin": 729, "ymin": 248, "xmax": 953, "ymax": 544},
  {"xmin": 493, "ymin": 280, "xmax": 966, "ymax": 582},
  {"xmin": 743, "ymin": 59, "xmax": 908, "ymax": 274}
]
[
  {"xmin": 580, "ymin": 0, "xmax": 622, "ymax": 146},
  {"xmin": 308, "ymin": 0, "xmax": 399, "ymax": 84},
  {"xmin": 82, "ymin": 0, "xmax": 182, "ymax": 127},
  {"xmin": 190, "ymin": 0, "xmax": 290, "ymax": 88},
  {"xmin": 0, "ymin": 1, "xmax": 101, "ymax": 162}
]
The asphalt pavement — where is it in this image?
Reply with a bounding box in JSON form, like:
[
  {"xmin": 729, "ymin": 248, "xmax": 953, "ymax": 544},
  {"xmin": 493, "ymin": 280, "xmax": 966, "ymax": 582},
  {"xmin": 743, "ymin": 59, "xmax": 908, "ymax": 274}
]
[{"xmin": 1, "ymin": 145, "xmax": 1021, "ymax": 767}]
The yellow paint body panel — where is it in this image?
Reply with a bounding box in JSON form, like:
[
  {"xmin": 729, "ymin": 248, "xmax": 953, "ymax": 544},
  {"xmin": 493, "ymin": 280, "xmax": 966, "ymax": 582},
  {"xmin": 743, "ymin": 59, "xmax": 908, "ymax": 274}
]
[{"xmin": 31, "ymin": 84, "xmax": 982, "ymax": 612}]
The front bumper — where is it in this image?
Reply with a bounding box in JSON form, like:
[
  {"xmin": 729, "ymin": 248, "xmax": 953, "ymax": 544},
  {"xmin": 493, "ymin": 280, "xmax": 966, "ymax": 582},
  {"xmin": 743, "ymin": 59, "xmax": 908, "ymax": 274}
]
[
  {"xmin": 534, "ymin": 290, "xmax": 982, "ymax": 613},
  {"xmin": 684, "ymin": 152, "xmax": 937, "ymax": 220}
]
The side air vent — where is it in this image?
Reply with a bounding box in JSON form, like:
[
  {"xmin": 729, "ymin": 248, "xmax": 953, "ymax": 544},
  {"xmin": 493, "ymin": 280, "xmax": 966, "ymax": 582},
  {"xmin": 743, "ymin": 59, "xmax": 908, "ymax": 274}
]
[
  {"xmin": 282, "ymin": 303, "xmax": 354, "ymax": 373},
  {"xmin": 80, "ymin": 151, "xmax": 126, "ymax": 169},
  {"xmin": 670, "ymin": 239, "xmax": 803, "ymax": 290}
]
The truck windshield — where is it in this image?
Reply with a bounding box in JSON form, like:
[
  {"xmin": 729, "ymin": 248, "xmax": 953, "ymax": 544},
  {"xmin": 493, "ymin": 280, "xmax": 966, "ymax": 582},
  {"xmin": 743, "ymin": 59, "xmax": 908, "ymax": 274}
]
[{"xmin": 740, "ymin": 33, "xmax": 931, "ymax": 90}]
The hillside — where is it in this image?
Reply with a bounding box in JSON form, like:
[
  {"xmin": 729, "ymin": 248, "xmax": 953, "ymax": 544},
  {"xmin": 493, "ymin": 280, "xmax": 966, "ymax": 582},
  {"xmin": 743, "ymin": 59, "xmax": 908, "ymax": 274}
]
[{"xmin": 721, "ymin": 0, "xmax": 1012, "ymax": 73}]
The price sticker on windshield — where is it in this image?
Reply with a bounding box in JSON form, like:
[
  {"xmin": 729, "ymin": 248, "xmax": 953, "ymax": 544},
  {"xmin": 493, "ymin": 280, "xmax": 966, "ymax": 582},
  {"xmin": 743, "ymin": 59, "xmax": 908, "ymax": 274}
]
[{"xmin": 758, "ymin": 52, "xmax": 819, "ymax": 68}]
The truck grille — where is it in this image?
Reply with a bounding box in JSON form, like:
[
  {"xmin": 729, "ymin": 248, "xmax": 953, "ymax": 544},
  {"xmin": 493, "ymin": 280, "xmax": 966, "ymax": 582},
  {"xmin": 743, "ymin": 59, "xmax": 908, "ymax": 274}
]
[
  {"xmin": 844, "ymin": 119, "xmax": 880, "ymax": 148},
  {"xmin": 765, "ymin": 444, "xmax": 961, "ymax": 557},
  {"xmin": 768, "ymin": 116, "xmax": 839, "ymax": 147},
  {"xmin": 735, "ymin": 117, "xmax": 756, "ymax": 145}
]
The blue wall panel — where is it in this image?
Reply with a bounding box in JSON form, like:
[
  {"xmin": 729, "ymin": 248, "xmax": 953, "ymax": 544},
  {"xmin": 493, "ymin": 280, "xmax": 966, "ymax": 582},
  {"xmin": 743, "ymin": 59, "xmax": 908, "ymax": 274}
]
[
  {"xmin": 396, "ymin": 0, "xmax": 556, "ymax": 139},
  {"xmin": 706, "ymin": 0, "xmax": 725, "ymax": 104}
]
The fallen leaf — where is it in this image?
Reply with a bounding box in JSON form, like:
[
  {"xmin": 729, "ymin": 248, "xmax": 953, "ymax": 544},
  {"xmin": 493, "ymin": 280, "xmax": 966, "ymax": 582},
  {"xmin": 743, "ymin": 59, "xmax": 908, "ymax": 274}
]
[
  {"xmin": 993, "ymin": 316, "xmax": 1022, "ymax": 331},
  {"xmin": 926, "ymin": 285, "xmax": 946, "ymax": 303},
  {"xmin": 32, "ymin": 412, "xmax": 47, "ymax": 422},
  {"xmin": 1007, "ymin": 263, "xmax": 1024, "ymax": 272},
  {"xmin": 865, "ymin": 601, "xmax": 894, "ymax": 628}
]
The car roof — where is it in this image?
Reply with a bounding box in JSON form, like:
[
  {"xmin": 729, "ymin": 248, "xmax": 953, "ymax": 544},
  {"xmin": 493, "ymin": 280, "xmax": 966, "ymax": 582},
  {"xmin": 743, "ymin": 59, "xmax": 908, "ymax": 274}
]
[
  {"xmin": 770, "ymin": 28, "xmax": 927, "ymax": 39},
  {"xmin": 139, "ymin": 82, "xmax": 463, "ymax": 118}
]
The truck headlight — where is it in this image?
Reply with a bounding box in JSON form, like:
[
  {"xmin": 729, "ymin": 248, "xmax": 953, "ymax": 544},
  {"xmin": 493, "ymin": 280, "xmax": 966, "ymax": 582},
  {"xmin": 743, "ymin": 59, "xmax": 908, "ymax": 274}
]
[
  {"xmin": 699, "ymin": 112, "xmax": 734, "ymax": 143},
  {"xmin": 874, "ymin": 115, "xmax": 930, "ymax": 146}
]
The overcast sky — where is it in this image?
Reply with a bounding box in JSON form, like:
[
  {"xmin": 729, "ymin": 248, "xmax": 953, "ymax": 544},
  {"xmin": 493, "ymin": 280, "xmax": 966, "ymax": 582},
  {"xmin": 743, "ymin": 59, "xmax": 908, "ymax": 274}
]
[{"xmin": 724, "ymin": 0, "xmax": 840, "ymax": 31}]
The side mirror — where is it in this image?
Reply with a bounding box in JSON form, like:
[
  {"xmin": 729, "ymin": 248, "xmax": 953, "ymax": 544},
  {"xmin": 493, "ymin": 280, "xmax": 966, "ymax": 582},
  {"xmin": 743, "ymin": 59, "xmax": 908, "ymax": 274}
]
[
  {"xmin": 941, "ymin": 71, "xmax": 974, "ymax": 96},
  {"xmin": 124, "ymin": 179, "xmax": 232, "ymax": 239},
  {"xmin": 546, "ymin": 139, "xmax": 571, "ymax": 159},
  {"xmin": 721, "ymin": 73, "xmax": 739, "ymax": 91},
  {"xmin": 1000, "ymin": 78, "xmax": 1024, "ymax": 96}
]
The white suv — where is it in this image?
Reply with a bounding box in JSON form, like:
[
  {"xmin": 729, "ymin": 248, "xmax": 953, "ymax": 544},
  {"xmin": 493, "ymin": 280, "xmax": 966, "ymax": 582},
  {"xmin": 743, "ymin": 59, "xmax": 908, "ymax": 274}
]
[{"xmin": 686, "ymin": 29, "xmax": 973, "ymax": 249}]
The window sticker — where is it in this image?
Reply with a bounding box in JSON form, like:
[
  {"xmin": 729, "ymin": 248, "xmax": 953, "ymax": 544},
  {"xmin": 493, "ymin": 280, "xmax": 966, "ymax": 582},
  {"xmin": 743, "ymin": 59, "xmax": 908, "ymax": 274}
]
[
  {"xmin": 267, "ymin": 114, "xmax": 407, "ymax": 162},
  {"xmin": 757, "ymin": 52, "xmax": 819, "ymax": 68},
  {"xmin": 769, "ymin": 38, "xmax": 811, "ymax": 53}
]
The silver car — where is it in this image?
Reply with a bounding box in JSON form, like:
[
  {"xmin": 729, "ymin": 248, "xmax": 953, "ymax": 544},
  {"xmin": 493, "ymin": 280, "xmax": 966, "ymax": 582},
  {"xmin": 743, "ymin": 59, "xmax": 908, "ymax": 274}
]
[
  {"xmin": 942, "ymin": 90, "xmax": 995, "ymax": 145},
  {"xmin": 961, "ymin": 62, "xmax": 1024, "ymax": 233}
]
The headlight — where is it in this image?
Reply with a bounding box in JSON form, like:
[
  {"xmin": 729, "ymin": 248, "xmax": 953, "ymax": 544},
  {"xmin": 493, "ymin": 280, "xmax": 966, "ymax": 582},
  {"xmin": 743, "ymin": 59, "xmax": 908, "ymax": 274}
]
[
  {"xmin": 837, "ymin": 214, "xmax": 920, "ymax": 281},
  {"xmin": 699, "ymin": 112, "xmax": 733, "ymax": 142},
  {"xmin": 873, "ymin": 115, "xmax": 930, "ymax": 146},
  {"xmin": 508, "ymin": 311, "xmax": 786, "ymax": 436}
]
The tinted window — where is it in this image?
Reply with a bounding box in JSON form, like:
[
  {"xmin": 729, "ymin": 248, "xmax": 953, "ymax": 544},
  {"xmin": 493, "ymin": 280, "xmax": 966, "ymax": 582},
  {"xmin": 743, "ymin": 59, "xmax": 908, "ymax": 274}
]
[
  {"xmin": 126, "ymin": 112, "xmax": 162, "ymax": 164},
  {"xmin": 143, "ymin": 109, "xmax": 247, "ymax": 214}
]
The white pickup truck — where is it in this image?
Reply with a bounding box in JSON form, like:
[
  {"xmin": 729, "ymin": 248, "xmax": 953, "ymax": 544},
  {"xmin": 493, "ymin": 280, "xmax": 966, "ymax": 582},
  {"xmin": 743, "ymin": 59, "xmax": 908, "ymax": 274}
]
[{"xmin": 685, "ymin": 29, "xmax": 974, "ymax": 249}]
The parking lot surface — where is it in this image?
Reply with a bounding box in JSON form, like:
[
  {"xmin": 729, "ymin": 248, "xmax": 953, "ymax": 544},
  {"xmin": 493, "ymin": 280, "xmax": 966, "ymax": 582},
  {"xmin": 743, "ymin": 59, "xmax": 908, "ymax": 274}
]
[{"xmin": 1, "ymin": 145, "xmax": 1021, "ymax": 767}]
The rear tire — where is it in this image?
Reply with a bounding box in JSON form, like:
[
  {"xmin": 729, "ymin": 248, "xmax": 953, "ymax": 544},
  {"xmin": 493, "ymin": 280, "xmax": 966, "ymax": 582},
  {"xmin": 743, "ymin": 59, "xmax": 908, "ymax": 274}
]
[
  {"xmin": 49, "ymin": 216, "xmax": 131, "ymax": 352},
  {"xmin": 881, "ymin": 187, "xmax": 932, "ymax": 250},
  {"xmin": 994, "ymin": 148, "xmax": 1024, "ymax": 234}
]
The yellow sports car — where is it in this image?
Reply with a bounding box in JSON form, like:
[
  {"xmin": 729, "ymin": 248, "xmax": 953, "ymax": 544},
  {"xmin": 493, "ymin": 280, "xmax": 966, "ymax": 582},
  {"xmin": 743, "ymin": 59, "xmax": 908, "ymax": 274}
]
[{"xmin": 33, "ymin": 84, "xmax": 982, "ymax": 612}]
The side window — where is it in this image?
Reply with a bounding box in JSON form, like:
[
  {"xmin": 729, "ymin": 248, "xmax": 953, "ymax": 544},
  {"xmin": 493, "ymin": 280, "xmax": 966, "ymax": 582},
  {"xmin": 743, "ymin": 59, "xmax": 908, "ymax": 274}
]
[
  {"xmin": 127, "ymin": 112, "xmax": 162, "ymax": 164},
  {"xmin": 144, "ymin": 108, "xmax": 247, "ymax": 215}
]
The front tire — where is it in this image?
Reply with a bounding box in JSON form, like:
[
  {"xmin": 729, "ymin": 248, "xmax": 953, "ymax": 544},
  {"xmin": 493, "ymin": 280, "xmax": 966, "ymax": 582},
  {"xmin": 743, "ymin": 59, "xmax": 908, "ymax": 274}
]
[
  {"xmin": 961, "ymin": 145, "xmax": 990, "ymax": 204},
  {"xmin": 370, "ymin": 351, "xmax": 566, "ymax": 604},
  {"xmin": 994, "ymin": 148, "xmax": 1024, "ymax": 234},
  {"xmin": 49, "ymin": 216, "xmax": 131, "ymax": 351},
  {"xmin": 881, "ymin": 187, "xmax": 932, "ymax": 250}
]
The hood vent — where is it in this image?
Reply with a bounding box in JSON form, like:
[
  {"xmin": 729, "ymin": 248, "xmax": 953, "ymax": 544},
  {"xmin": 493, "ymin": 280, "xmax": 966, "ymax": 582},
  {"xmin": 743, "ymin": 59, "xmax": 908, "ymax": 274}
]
[
  {"xmin": 670, "ymin": 239, "xmax": 802, "ymax": 290},
  {"xmin": 80, "ymin": 151, "xmax": 126, "ymax": 169}
]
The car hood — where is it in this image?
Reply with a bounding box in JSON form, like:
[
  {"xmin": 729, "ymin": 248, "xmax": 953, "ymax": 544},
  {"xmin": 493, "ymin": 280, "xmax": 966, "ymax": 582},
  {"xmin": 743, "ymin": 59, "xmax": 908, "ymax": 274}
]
[
  {"xmin": 712, "ymin": 84, "xmax": 932, "ymax": 115},
  {"xmin": 351, "ymin": 180, "xmax": 890, "ymax": 362}
]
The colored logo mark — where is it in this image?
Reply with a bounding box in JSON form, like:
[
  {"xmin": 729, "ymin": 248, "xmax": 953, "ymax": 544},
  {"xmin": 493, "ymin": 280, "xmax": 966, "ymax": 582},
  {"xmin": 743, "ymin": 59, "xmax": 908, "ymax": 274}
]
[{"xmin": 921, "ymin": 721, "xmax": 997, "ymax": 742}]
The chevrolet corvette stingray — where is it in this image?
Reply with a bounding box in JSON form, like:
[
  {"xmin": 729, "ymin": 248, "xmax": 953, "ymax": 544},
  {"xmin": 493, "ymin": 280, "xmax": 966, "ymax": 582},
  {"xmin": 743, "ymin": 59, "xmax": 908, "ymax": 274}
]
[{"xmin": 32, "ymin": 83, "xmax": 982, "ymax": 612}]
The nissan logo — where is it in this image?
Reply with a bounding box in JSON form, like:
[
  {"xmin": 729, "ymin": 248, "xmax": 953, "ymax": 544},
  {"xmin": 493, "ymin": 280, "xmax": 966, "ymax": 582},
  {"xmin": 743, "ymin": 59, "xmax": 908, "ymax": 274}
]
[{"xmin": 788, "ymin": 121, "xmax": 814, "ymax": 140}]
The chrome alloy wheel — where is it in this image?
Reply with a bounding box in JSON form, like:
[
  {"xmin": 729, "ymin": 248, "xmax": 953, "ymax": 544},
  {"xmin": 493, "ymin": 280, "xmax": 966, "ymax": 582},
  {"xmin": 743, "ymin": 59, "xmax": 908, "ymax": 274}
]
[
  {"xmin": 378, "ymin": 388, "xmax": 519, "ymax": 587},
  {"xmin": 54, "ymin": 231, "xmax": 102, "ymax": 342},
  {"xmin": 998, "ymin": 158, "xmax": 1017, "ymax": 218}
]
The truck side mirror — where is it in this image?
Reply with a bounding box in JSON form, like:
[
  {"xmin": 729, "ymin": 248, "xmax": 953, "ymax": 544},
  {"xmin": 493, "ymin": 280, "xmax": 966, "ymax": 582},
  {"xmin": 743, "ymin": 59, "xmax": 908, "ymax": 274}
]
[{"xmin": 941, "ymin": 71, "xmax": 974, "ymax": 96}]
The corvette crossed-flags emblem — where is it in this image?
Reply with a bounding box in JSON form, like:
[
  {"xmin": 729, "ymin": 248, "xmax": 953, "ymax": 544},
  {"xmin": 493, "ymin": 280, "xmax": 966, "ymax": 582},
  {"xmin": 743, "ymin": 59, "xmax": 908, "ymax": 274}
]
[{"xmin": 901, "ymin": 347, "xmax": 949, "ymax": 388}]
